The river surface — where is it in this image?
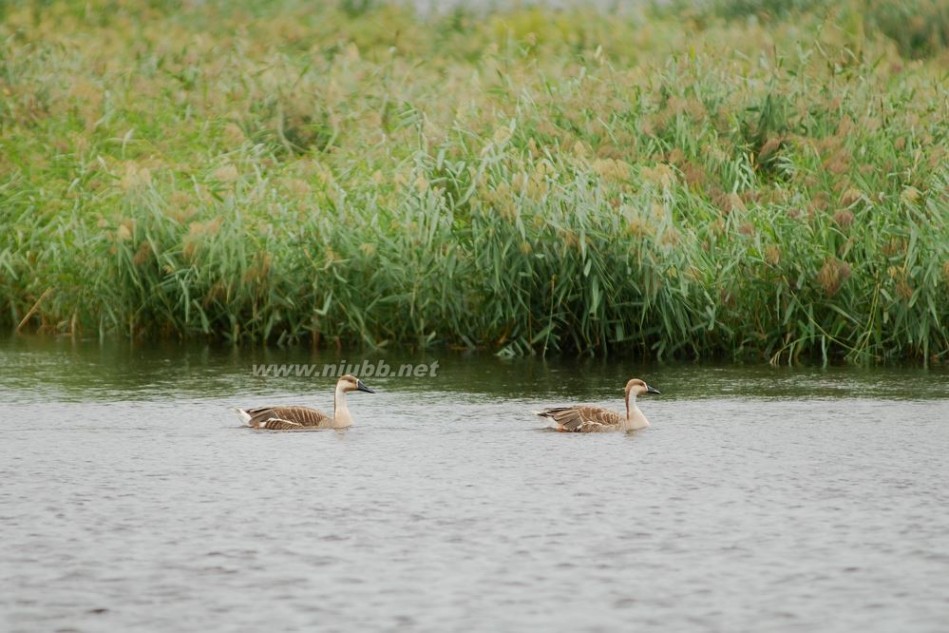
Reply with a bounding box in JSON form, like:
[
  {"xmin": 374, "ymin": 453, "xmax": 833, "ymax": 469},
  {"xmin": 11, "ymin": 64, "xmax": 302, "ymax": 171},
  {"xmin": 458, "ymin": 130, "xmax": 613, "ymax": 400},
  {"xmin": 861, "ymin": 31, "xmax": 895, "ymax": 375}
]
[{"xmin": 1, "ymin": 335, "xmax": 947, "ymax": 632}]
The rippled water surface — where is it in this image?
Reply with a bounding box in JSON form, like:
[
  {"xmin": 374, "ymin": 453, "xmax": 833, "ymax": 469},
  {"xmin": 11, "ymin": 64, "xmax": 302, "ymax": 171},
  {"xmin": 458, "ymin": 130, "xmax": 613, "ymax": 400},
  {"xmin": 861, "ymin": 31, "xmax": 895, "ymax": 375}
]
[{"xmin": 1, "ymin": 336, "xmax": 948, "ymax": 632}]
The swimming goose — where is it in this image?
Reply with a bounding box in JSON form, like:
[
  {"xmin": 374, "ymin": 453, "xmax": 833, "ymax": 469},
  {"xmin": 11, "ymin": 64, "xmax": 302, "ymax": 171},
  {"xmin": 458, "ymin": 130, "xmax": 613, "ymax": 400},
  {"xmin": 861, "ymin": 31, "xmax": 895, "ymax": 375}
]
[
  {"xmin": 238, "ymin": 374, "xmax": 374, "ymax": 430},
  {"xmin": 536, "ymin": 378, "xmax": 660, "ymax": 433}
]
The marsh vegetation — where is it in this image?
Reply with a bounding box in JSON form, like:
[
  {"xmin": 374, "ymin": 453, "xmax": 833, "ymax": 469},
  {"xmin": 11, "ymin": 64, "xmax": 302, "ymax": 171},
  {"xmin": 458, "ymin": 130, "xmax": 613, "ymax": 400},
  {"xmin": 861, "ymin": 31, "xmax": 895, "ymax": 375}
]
[{"xmin": 1, "ymin": 0, "xmax": 947, "ymax": 363}]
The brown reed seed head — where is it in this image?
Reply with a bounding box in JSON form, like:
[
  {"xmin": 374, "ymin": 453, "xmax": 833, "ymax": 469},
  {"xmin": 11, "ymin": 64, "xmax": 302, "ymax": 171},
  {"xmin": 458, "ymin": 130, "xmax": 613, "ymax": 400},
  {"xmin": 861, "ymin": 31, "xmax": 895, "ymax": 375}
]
[
  {"xmin": 834, "ymin": 209, "xmax": 855, "ymax": 229},
  {"xmin": 818, "ymin": 257, "xmax": 851, "ymax": 296}
]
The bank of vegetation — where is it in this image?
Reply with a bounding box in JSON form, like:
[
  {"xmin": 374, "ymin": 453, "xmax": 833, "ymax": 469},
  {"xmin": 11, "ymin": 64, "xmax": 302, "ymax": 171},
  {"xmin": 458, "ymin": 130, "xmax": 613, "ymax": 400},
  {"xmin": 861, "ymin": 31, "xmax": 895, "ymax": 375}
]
[{"xmin": 1, "ymin": 0, "xmax": 947, "ymax": 363}]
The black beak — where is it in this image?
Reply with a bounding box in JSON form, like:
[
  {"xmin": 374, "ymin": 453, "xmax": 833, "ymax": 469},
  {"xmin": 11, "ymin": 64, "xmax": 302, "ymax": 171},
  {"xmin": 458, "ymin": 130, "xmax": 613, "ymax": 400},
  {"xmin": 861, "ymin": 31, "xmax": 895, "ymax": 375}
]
[
  {"xmin": 646, "ymin": 384, "xmax": 661, "ymax": 395},
  {"xmin": 356, "ymin": 380, "xmax": 375, "ymax": 394}
]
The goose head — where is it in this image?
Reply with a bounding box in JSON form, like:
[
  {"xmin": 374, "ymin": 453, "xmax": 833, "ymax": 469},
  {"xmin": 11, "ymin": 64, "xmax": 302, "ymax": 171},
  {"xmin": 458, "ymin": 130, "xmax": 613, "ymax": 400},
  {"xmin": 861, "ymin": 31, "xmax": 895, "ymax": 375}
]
[
  {"xmin": 338, "ymin": 374, "xmax": 375, "ymax": 394},
  {"xmin": 625, "ymin": 378, "xmax": 661, "ymax": 399}
]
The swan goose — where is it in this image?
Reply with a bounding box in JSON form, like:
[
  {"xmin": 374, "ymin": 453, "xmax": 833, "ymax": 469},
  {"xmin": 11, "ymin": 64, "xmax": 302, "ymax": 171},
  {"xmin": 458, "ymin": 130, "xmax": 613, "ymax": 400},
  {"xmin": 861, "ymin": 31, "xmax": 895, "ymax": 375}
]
[
  {"xmin": 536, "ymin": 378, "xmax": 660, "ymax": 433},
  {"xmin": 238, "ymin": 374, "xmax": 374, "ymax": 430}
]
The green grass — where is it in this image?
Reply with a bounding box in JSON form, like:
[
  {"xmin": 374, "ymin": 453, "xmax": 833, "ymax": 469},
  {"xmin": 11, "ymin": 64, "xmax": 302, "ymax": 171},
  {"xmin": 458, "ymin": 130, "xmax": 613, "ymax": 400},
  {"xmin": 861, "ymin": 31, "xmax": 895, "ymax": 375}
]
[{"xmin": 1, "ymin": 0, "xmax": 947, "ymax": 364}]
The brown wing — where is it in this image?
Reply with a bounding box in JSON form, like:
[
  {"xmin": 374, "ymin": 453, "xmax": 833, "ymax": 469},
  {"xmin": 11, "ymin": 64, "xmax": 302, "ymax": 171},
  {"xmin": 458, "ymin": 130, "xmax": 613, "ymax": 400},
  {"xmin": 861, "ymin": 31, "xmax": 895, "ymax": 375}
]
[
  {"xmin": 537, "ymin": 405, "xmax": 622, "ymax": 433},
  {"xmin": 254, "ymin": 417, "xmax": 305, "ymax": 431},
  {"xmin": 246, "ymin": 406, "xmax": 331, "ymax": 430}
]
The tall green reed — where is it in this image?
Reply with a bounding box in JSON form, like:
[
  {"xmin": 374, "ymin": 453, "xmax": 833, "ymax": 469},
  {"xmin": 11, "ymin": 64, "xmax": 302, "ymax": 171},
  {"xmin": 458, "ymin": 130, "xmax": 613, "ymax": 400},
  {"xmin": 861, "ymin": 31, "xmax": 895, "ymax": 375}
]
[{"xmin": 1, "ymin": 0, "xmax": 946, "ymax": 364}]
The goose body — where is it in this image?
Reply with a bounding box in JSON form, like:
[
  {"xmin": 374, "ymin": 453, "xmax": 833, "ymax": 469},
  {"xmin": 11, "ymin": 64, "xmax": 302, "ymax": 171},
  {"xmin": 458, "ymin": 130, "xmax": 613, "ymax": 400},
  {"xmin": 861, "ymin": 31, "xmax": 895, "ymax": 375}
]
[
  {"xmin": 536, "ymin": 378, "xmax": 660, "ymax": 433},
  {"xmin": 238, "ymin": 374, "xmax": 374, "ymax": 430}
]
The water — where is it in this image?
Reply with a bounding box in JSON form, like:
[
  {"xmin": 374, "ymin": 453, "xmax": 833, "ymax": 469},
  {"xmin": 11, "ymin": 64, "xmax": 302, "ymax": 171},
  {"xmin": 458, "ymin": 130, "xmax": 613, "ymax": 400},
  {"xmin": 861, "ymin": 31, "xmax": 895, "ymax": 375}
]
[{"xmin": 1, "ymin": 335, "xmax": 948, "ymax": 632}]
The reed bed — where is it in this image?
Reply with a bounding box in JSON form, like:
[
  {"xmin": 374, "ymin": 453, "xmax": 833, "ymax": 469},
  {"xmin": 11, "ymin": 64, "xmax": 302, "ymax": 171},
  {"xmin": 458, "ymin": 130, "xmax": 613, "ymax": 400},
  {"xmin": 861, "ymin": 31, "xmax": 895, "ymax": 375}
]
[{"xmin": 1, "ymin": 0, "xmax": 947, "ymax": 363}]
